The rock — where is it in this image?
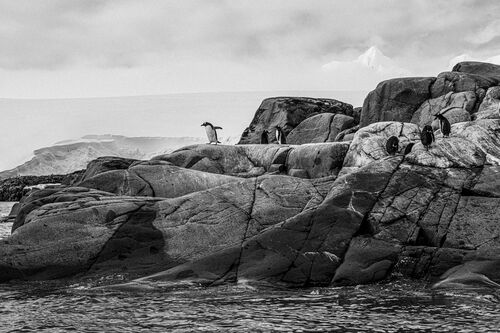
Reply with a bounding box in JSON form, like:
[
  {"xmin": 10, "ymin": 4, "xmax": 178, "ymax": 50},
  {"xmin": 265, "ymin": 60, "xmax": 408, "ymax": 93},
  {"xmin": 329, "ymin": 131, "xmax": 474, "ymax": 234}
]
[
  {"xmin": 368, "ymin": 163, "xmax": 476, "ymax": 246},
  {"xmin": 79, "ymin": 162, "xmax": 240, "ymax": 198},
  {"xmin": 411, "ymin": 91, "xmax": 476, "ymax": 128},
  {"xmin": 153, "ymin": 144, "xmax": 284, "ymax": 177},
  {"xmin": 360, "ymin": 77, "xmax": 436, "ymax": 127},
  {"xmin": 433, "ymin": 260, "xmax": 500, "ymax": 289},
  {"xmin": 334, "ymin": 125, "xmax": 360, "ymax": 142},
  {"xmin": 0, "ymin": 174, "xmax": 330, "ymax": 282},
  {"xmin": 474, "ymin": 86, "xmax": 500, "ymax": 120},
  {"xmin": 118, "ymin": 158, "xmax": 401, "ymax": 287},
  {"xmin": 285, "ymin": 143, "xmax": 350, "ymax": 178},
  {"xmin": 406, "ymin": 137, "xmax": 486, "ymax": 169},
  {"xmin": 238, "ymin": 97, "xmax": 353, "ymax": 144},
  {"xmin": 343, "ymin": 122, "xmax": 420, "ymax": 168},
  {"xmin": 332, "ymin": 237, "xmax": 400, "ymax": 285},
  {"xmin": 430, "ymin": 108, "xmax": 471, "ymax": 131},
  {"xmin": 443, "ymin": 196, "xmax": 500, "ymax": 252},
  {"xmin": 79, "ymin": 156, "xmax": 139, "ymax": 182},
  {"xmin": 468, "ymin": 166, "xmax": 500, "ymax": 197},
  {"xmin": 430, "ymin": 71, "xmax": 497, "ymax": 100},
  {"xmin": 154, "ymin": 143, "xmax": 350, "ymax": 180},
  {"xmin": 287, "ymin": 113, "xmax": 355, "ymax": 144},
  {"xmin": 0, "ymin": 193, "xmax": 163, "ymax": 281},
  {"xmin": 453, "ymin": 61, "xmax": 500, "ymax": 82},
  {"xmin": 452, "ymin": 119, "xmax": 500, "ymax": 164}
]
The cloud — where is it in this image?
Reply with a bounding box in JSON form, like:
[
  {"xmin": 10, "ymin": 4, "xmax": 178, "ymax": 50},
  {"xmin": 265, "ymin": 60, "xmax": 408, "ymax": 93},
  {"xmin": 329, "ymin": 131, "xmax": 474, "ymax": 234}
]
[
  {"xmin": 0, "ymin": 0, "xmax": 500, "ymax": 96},
  {"xmin": 449, "ymin": 53, "xmax": 500, "ymax": 69}
]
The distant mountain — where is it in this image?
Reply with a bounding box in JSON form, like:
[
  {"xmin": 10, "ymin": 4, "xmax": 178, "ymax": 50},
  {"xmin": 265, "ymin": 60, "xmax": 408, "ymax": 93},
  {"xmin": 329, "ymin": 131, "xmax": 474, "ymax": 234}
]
[{"xmin": 0, "ymin": 135, "xmax": 212, "ymax": 179}]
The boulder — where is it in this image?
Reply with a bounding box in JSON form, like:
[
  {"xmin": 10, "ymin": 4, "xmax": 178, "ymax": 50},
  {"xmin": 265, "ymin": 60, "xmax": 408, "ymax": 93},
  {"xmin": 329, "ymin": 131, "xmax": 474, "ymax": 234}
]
[
  {"xmin": 0, "ymin": 193, "xmax": 163, "ymax": 281},
  {"xmin": 406, "ymin": 137, "xmax": 486, "ymax": 169},
  {"xmin": 343, "ymin": 122, "xmax": 420, "ymax": 168},
  {"xmin": 453, "ymin": 61, "xmax": 500, "ymax": 81},
  {"xmin": 474, "ymin": 86, "xmax": 500, "ymax": 120},
  {"xmin": 154, "ymin": 143, "xmax": 350, "ymax": 180},
  {"xmin": 452, "ymin": 119, "xmax": 500, "ymax": 164},
  {"xmin": 113, "ymin": 158, "xmax": 401, "ymax": 287},
  {"xmin": 360, "ymin": 77, "xmax": 436, "ymax": 127},
  {"xmin": 0, "ymin": 174, "xmax": 331, "ymax": 282},
  {"xmin": 79, "ymin": 156, "xmax": 138, "ymax": 182},
  {"xmin": 238, "ymin": 97, "xmax": 353, "ymax": 144},
  {"xmin": 153, "ymin": 144, "xmax": 284, "ymax": 177},
  {"xmin": 332, "ymin": 237, "xmax": 400, "ymax": 285},
  {"xmin": 79, "ymin": 162, "xmax": 240, "ymax": 198},
  {"xmin": 430, "ymin": 71, "xmax": 497, "ymax": 101},
  {"xmin": 430, "ymin": 108, "xmax": 471, "ymax": 131},
  {"xmin": 284, "ymin": 142, "xmax": 350, "ymax": 178},
  {"xmin": 287, "ymin": 113, "xmax": 355, "ymax": 144},
  {"xmin": 411, "ymin": 91, "xmax": 476, "ymax": 128}
]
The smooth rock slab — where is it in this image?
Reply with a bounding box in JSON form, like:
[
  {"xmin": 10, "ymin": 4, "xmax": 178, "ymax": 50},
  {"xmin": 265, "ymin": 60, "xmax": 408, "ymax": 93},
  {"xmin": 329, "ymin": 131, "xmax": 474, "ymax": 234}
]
[
  {"xmin": 343, "ymin": 122, "xmax": 420, "ymax": 168},
  {"xmin": 406, "ymin": 137, "xmax": 486, "ymax": 169},
  {"xmin": 287, "ymin": 113, "xmax": 355, "ymax": 144}
]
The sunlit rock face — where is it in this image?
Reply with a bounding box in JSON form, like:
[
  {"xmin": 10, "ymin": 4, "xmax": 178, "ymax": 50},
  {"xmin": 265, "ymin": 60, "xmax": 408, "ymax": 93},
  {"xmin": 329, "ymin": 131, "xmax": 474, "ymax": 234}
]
[{"xmin": 1, "ymin": 62, "xmax": 500, "ymax": 290}]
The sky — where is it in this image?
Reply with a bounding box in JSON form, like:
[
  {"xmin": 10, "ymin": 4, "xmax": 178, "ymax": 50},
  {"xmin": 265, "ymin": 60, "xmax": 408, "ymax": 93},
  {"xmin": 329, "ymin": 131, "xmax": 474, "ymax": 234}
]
[
  {"xmin": 1, "ymin": 0, "xmax": 500, "ymax": 170},
  {"xmin": 0, "ymin": 0, "xmax": 499, "ymax": 98}
]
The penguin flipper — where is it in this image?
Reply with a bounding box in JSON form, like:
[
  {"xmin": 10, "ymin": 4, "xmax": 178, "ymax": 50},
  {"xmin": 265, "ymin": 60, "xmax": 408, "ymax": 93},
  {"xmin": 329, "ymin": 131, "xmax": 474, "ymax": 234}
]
[{"xmin": 214, "ymin": 126, "xmax": 223, "ymax": 130}]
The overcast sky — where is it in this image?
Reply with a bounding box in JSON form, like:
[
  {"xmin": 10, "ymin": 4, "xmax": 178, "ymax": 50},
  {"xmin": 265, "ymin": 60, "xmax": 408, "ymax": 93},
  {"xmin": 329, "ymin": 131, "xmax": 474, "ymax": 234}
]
[{"xmin": 1, "ymin": 0, "xmax": 499, "ymax": 98}]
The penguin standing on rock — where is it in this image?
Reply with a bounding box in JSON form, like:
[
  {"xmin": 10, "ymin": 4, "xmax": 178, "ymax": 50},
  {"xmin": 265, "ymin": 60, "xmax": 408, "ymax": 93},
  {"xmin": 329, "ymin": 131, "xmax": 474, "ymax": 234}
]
[
  {"xmin": 434, "ymin": 113, "xmax": 451, "ymax": 137},
  {"xmin": 385, "ymin": 136, "xmax": 399, "ymax": 155},
  {"xmin": 421, "ymin": 125, "xmax": 435, "ymax": 150},
  {"xmin": 260, "ymin": 130, "xmax": 269, "ymax": 144},
  {"xmin": 201, "ymin": 122, "xmax": 222, "ymax": 144},
  {"xmin": 275, "ymin": 126, "xmax": 287, "ymax": 144}
]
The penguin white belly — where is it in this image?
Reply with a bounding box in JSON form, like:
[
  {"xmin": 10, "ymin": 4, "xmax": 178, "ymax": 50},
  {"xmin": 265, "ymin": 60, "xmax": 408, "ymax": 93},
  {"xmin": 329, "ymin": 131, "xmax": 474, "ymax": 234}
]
[{"xmin": 205, "ymin": 126, "xmax": 217, "ymax": 143}]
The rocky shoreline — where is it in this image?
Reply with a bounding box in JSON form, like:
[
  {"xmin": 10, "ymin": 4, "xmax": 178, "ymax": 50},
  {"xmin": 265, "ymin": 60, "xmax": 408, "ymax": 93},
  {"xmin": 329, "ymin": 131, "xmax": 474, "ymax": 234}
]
[{"xmin": 1, "ymin": 61, "xmax": 499, "ymax": 289}]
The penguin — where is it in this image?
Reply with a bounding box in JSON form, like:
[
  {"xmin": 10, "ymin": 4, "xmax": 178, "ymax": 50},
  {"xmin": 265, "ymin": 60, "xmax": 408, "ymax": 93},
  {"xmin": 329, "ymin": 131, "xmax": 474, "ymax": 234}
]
[
  {"xmin": 403, "ymin": 142, "xmax": 415, "ymax": 155},
  {"xmin": 420, "ymin": 125, "xmax": 435, "ymax": 150},
  {"xmin": 201, "ymin": 122, "xmax": 222, "ymax": 144},
  {"xmin": 275, "ymin": 126, "xmax": 287, "ymax": 144},
  {"xmin": 260, "ymin": 130, "xmax": 269, "ymax": 144},
  {"xmin": 385, "ymin": 136, "xmax": 399, "ymax": 155},
  {"xmin": 434, "ymin": 113, "xmax": 451, "ymax": 137}
]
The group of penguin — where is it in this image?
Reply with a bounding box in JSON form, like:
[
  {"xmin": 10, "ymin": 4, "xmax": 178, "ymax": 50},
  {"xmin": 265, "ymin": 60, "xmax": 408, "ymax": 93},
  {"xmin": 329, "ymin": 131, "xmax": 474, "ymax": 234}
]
[
  {"xmin": 201, "ymin": 122, "xmax": 287, "ymax": 145},
  {"xmin": 202, "ymin": 113, "xmax": 451, "ymax": 151},
  {"xmin": 385, "ymin": 113, "xmax": 451, "ymax": 155}
]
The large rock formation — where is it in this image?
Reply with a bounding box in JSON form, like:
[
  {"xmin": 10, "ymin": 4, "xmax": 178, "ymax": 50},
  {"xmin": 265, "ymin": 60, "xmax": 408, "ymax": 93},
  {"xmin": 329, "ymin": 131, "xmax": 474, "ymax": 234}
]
[
  {"xmin": 1, "ymin": 62, "xmax": 500, "ymax": 291},
  {"xmin": 238, "ymin": 97, "xmax": 354, "ymax": 144},
  {"xmin": 360, "ymin": 62, "xmax": 500, "ymax": 130}
]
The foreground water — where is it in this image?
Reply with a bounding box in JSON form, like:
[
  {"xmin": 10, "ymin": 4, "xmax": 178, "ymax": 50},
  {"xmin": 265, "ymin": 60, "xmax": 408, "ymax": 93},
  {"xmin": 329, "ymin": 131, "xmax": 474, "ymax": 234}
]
[
  {"xmin": 1, "ymin": 208, "xmax": 499, "ymax": 332},
  {"xmin": 1, "ymin": 279, "xmax": 499, "ymax": 332}
]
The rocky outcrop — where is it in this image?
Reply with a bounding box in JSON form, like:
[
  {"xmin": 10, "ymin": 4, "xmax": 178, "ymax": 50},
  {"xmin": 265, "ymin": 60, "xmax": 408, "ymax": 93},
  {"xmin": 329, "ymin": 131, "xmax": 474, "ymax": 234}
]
[
  {"xmin": 474, "ymin": 86, "xmax": 500, "ymax": 120},
  {"xmin": 154, "ymin": 143, "xmax": 349, "ymax": 179},
  {"xmin": 452, "ymin": 61, "xmax": 500, "ymax": 81},
  {"xmin": 287, "ymin": 113, "xmax": 355, "ymax": 144},
  {"xmin": 411, "ymin": 91, "xmax": 475, "ymax": 128},
  {"xmin": 238, "ymin": 97, "xmax": 353, "ymax": 144},
  {"xmin": 0, "ymin": 172, "xmax": 83, "ymax": 202},
  {"xmin": 2, "ymin": 63, "xmax": 500, "ymax": 291},
  {"xmin": 79, "ymin": 156, "xmax": 138, "ymax": 182},
  {"xmin": 360, "ymin": 77, "xmax": 436, "ymax": 127}
]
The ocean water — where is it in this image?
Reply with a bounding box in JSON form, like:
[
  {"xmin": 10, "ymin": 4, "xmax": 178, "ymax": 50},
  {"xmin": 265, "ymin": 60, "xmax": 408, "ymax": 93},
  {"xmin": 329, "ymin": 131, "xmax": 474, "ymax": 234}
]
[
  {"xmin": 1, "ymin": 203, "xmax": 499, "ymax": 332},
  {"xmin": 0, "ymin": 279, "xmax": 499, "ymax": 332}
]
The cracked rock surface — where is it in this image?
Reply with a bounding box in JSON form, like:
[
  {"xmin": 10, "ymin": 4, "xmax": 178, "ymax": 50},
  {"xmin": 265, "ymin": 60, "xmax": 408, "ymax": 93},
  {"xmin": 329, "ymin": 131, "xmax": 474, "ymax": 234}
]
[{"xmin": 1, "ymin": 61, "xmax": 500, "ymax": 289}]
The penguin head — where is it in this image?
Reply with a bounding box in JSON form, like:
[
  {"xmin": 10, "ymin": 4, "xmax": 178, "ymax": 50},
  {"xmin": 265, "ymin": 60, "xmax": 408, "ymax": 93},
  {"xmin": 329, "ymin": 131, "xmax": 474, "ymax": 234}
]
[
  {"xmin": 201, "ymin": 122, "xmax": 212, "ymax": 127},
  {"xmin": 434, "ymin": 114, "xmax": 444, "ymax": 120}
]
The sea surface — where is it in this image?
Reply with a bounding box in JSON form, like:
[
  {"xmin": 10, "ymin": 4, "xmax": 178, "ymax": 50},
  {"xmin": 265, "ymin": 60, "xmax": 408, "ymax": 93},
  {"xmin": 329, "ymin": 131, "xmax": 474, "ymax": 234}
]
[{"xmin": 1, "ymin": 204, "xmax": 499, "ymax": 332}]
